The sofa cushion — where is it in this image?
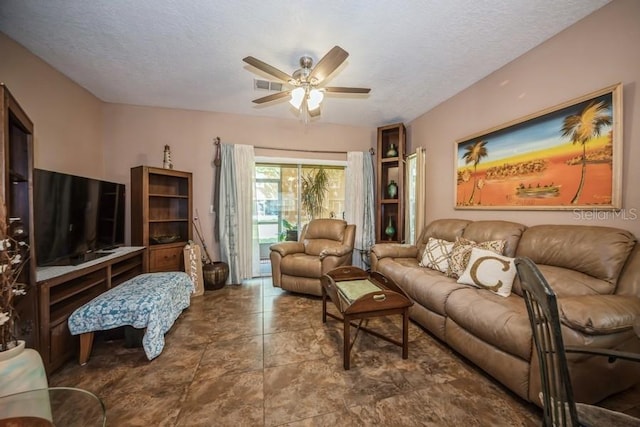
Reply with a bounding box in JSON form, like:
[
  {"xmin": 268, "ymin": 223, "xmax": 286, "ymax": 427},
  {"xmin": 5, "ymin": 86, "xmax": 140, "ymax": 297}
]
[
  {"xmin": 457, "ymin": 247, "xmax": 517, "ymax": 297},
  {"xmin": 417, "ymin": 219, "xmax": 470, "ymax": 261},
  {"xmin": 447, "ymin": 237, "xmax": 506, "ymax": 278},
  {"xmin": 400, "ymin": 266, "xmax": 468, "ymax": 316},
  {"xmin": 374, "ymin": 258, "xmax": 466, "ymax": 316},
  {"xmin": 280, "ymin": 253, "xmax": 321, "ymax": 278},
  {"xmin": 558, "ymin": 295, "xmax": 640, "ymax": 335},
  {"xmin": 374, "ymin": 257, "xmax": 418, "ymax": 286},
  {"xmin": 536, "ymin": 264, "xmax": 614, "ymax": 297},
  {"xmin": 445, "ymin": 287, "xmax": 532, "ymax": 360},
  {"xmin": 516, "ymin": 225, "xmax": 636, "ymax": 292},
  {"xmin": 461, "ymin": 220, "xmax": 526, "ymax": 257},
  {"xmin": 304, "ymin": 218, "xmax": 346, "ymax": 241},
  {"xmin": 304, "ymin": 240, "xmax": 344, "ymax": 257},
  {"xmin": 419, "ymin": 237, "xmax": 454, "ymax": 273}
]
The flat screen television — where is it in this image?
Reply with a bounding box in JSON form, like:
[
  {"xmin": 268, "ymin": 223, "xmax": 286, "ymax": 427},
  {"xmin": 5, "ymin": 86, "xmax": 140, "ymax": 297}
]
[{"xmin": 33, "ymin": 168, "xmax": 126, "ymax": 266}]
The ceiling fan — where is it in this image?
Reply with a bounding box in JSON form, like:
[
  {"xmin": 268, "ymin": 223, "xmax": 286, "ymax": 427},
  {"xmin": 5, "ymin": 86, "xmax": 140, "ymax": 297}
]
[{"xmin": 243, "ymin": 45, "xmax": 371, "ymax": 119}]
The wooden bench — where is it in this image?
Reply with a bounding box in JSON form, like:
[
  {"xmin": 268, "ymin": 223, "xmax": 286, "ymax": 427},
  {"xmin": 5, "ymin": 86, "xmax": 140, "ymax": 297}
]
[{"xmin": 68, "ymin": 272, "xmax": 194, "ymax": 364}]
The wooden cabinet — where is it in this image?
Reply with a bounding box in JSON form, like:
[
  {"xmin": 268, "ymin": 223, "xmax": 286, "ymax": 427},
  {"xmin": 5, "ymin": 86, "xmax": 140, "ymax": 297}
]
[
  {"xmin": 36, "ymin": 247, "xmax": 145, "ymax": 372},
  {"xmin": 376, "ymin": 123, "xmax": 406, "ymax": 243},
  {"xmin": 0, "ymin": 84, "xmax": 39, "ymax": 350},
  {"xmin": 131, "ymin": 166, "xmax": 193, "ymax": 272}
]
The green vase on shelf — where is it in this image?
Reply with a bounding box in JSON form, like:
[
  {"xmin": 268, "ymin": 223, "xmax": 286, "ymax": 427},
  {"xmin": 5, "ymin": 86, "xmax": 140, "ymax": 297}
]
[
  {"xmin": 387, "ymin": 180, "xmax": 398, "ymax": 199},
  {"xmin": 386, "ymin": 143, "xmax": 397, "ymax": 158},
  {"xmin": 384, "ymin": 217, "xmax": 395, "ymax": 240}
]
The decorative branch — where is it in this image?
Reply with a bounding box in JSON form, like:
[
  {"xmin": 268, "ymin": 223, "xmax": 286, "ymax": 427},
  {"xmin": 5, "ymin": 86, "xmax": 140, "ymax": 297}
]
[{"xmin": 193, "ymin": 209, "xmax": 214, "ymax": 264}]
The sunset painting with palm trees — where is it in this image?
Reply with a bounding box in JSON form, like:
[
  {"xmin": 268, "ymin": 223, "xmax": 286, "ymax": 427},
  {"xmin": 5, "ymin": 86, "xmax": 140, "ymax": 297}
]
[{"xmin": 455, "ymin": 85, "xmax": 621, "ymax": 209}]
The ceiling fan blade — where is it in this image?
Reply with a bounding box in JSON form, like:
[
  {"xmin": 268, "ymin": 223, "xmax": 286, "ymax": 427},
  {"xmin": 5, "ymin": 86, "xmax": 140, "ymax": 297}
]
[
  {"xmin": 252, "ymin": 91, "xmax": 291, "ymax": 104},
  {"xmin": 309, "ymin": 46, "xmax": 349, "ymax": 83},
  {"xmin": 324, "ymin": 87, "xmax": 371, "ymax": 94},
  {"xmin": 243, "ymin": 56, "xmax": 293, "ymax": 82}
]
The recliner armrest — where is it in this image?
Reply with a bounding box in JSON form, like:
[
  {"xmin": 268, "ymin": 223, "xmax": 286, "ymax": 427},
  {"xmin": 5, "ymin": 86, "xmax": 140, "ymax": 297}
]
[
  {"xmin": 270, "ymin": 241, "xmax": 305, "ymax": 257},
  {"xmin": 565, "ymin": 346, "xmax": 640, "ymax": 363},
  {"xmin": 319, "ymin": 245, "xmax": 353, "ymax": 260}
]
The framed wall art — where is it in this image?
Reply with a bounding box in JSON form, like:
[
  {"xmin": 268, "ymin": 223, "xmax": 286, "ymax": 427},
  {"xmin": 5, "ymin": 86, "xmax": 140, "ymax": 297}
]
[{"xmin": 455, "ymin": 83, "xmax": 622, "ymax": 210}]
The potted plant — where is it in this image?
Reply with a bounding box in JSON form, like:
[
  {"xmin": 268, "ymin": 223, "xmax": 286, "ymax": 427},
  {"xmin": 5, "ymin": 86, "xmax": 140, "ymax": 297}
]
[
  {"xmin": 279, "ymin": 219, "xmax": 298, "ymax": 242},
  {"xmin": 301, "ymin": 167, "xmax": 329, "ymax": 220}
]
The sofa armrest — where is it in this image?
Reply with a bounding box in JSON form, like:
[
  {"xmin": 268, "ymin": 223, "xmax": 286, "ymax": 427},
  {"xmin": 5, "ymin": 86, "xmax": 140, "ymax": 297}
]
[
  {"xmin": 371, "ymin": 243, "xmax": 418, "ymax": 260},
  {"xmin": 559, "ymin": 295, "xmax": 640, "ymax": 335},
  {"xmin": 319, "ymin": 245, "xmax": 353, "ymax": 260},
  {"xmin": 270, "ymin": 241, "xmax": 305, "ymax": 257}
]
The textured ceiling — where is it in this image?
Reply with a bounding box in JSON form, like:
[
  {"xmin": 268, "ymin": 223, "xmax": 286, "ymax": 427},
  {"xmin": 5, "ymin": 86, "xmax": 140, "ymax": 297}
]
[{"xmin": 0, "ymin": 0, "xmax": 610, "ymax": 127}]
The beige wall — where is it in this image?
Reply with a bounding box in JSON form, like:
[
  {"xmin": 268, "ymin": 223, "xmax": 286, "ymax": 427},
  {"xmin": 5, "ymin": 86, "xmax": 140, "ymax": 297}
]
[
  {"xmin": 408, "ymin": 0, "xmax": 640, "ymax": 237},
  {"xmin": 0, "ymin": 33, "xmax": 104, "ymax": 177},
  {"xmin": 102, "ymin": 103, "xmax": 373, "ymax": 258}
]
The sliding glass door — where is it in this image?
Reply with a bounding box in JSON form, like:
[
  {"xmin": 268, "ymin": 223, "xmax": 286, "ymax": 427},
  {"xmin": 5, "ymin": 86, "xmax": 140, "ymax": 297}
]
[{"xmin": 255, "ymin": 163, "xmax": 345, "ymax": 272}]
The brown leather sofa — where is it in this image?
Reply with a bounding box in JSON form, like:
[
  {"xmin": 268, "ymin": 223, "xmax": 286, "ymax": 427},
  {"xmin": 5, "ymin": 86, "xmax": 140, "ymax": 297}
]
[
  {"xmin": 371, "ymin": 219, "xmax": 640, "ymax": 405},
  {"xmin": 270, "ymin": 219, "xmax": 356, "ymax": 296}
]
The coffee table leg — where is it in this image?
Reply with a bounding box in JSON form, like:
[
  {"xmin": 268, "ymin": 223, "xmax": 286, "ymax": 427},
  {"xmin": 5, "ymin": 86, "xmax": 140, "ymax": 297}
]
[
  {"xmin": 402, "ymin": 310, "xmax": 409, "ymax": 359},
  {"xmin": 344, "ymin": 316, "xmax": 351, "ymax": 370}
]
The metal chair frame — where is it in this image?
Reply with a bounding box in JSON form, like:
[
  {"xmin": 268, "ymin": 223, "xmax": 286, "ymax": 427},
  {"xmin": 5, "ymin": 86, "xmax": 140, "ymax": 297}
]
[{"xmin": 515, "ymin": 257, "xmax": 640, "ymax": 427}]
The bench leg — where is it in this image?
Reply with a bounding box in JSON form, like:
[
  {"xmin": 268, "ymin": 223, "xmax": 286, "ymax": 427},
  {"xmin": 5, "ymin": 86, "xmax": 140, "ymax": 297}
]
[{"xmin": 79, "ymin": 332, "xmax": 94, "ymax": 365}]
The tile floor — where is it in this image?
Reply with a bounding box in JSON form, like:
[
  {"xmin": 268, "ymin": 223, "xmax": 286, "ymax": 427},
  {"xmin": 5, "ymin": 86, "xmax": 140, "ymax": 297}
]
[{"xmin": 50, "ymin": 276, "xmax": 640, "ymax": 426}]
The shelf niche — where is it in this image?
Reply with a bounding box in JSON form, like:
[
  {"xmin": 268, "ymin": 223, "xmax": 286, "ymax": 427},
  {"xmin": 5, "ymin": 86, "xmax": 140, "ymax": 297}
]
[{"xmin": 376, "ymin": 123, "xmax": 406, "ymax": 243}]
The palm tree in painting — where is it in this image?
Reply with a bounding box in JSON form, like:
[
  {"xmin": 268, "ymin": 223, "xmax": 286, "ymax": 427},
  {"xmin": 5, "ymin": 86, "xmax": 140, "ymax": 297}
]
[
  {"xmin": 462, "ymin": 140, "xmax": 488, "ymax": 204},
  {"xmin": 561, "ymin": 101, "xmax": 612, "ymax": 204}
]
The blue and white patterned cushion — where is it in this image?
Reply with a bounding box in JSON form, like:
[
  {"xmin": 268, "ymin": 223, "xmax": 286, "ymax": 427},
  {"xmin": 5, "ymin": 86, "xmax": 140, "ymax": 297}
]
[{"xmin": 68, "ymin": 272, "xmax": 194, "ymax": 360}]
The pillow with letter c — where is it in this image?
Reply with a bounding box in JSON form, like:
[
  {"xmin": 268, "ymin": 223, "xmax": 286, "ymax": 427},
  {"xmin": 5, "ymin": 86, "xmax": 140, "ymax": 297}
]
[{"xmin": 457, "ymin": 247, "xmax": 516, "ymax": 297}]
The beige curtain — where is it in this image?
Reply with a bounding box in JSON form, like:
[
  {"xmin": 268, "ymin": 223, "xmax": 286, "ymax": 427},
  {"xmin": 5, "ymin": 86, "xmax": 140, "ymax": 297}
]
[
  {"xmin": 345, "ymin": 151, "xmax": 375, "ymax": 269},
  {"xmin": 219, "ymin": 143, "xmax": 256, "ymax": 284}
]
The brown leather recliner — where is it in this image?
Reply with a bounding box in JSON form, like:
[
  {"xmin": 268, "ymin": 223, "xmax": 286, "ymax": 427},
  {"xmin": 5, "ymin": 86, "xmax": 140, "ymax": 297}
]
[{"xmin": 269, "ymin": 219, "xmax": 356, "ymax": 296}]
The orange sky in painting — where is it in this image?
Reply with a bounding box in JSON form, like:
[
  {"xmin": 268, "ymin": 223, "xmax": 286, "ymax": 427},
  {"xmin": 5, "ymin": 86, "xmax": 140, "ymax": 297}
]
[{"xmin": 456, "ymin": 139, "xmax": 613, "ymax": 207}]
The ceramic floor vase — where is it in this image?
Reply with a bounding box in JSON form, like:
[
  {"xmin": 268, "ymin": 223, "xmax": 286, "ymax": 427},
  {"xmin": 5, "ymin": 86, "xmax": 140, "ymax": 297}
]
[
  {"xmin": 203, "ymin": 261, "xmax": 230, "ymax": 290},
  {"xmin": 0, "ymin": 340, "xmax": 52, "ymax": 421},
  {"xmin": 0, "ymin": 341, "xmax": 48, "ymax": 397}
]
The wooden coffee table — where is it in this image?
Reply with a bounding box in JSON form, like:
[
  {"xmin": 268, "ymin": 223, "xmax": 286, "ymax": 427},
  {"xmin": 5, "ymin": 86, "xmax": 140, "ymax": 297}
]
[{"xmin": 321, "ymin": 266, "xmax": 413, "ymax": 369}]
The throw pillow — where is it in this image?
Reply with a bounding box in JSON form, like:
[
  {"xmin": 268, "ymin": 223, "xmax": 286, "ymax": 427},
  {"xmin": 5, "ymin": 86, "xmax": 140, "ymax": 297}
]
[
  {"xmin": 419, "ymin": 237, "xmax": 454, "ymax": 273},
  {"xmin": 457, "ymin": 247, "xmax": 517, "ymax": 297},
  {"xmin": 446, "ymin": 237, "xmax": 506, "ymax": 279}
]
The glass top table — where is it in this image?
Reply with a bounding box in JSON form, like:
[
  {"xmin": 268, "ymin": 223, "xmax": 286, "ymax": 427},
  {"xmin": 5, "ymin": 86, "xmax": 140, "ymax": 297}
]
[{"xmin": 0, "ymin": 387, "xmax": 106, "ymax": 427}]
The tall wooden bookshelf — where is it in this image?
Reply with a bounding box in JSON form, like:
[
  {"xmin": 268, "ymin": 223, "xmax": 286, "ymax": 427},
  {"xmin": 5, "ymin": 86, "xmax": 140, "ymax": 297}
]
[{"xmin": 131, "ymin": 166, "xmax": 193, "ymax": 272}]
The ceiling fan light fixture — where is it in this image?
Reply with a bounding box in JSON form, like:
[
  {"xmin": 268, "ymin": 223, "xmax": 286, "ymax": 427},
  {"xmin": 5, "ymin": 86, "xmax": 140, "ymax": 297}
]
[
  {"xmin": 289, "ymin": 87, "xmax": 305, "ymax": 109},
  {"xmin": 307, "ymin": 89, "xmax": 324, "ymax": 111},
  {"xmin": 245, "ymin": 46, "xmax": 370, "ymax": 121}
]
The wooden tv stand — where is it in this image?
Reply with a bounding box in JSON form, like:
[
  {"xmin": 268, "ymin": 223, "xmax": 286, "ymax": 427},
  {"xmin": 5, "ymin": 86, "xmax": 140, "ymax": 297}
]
[{"xmin": 36, "ymin": 247, "xmax": 146, "ymax": 373}]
